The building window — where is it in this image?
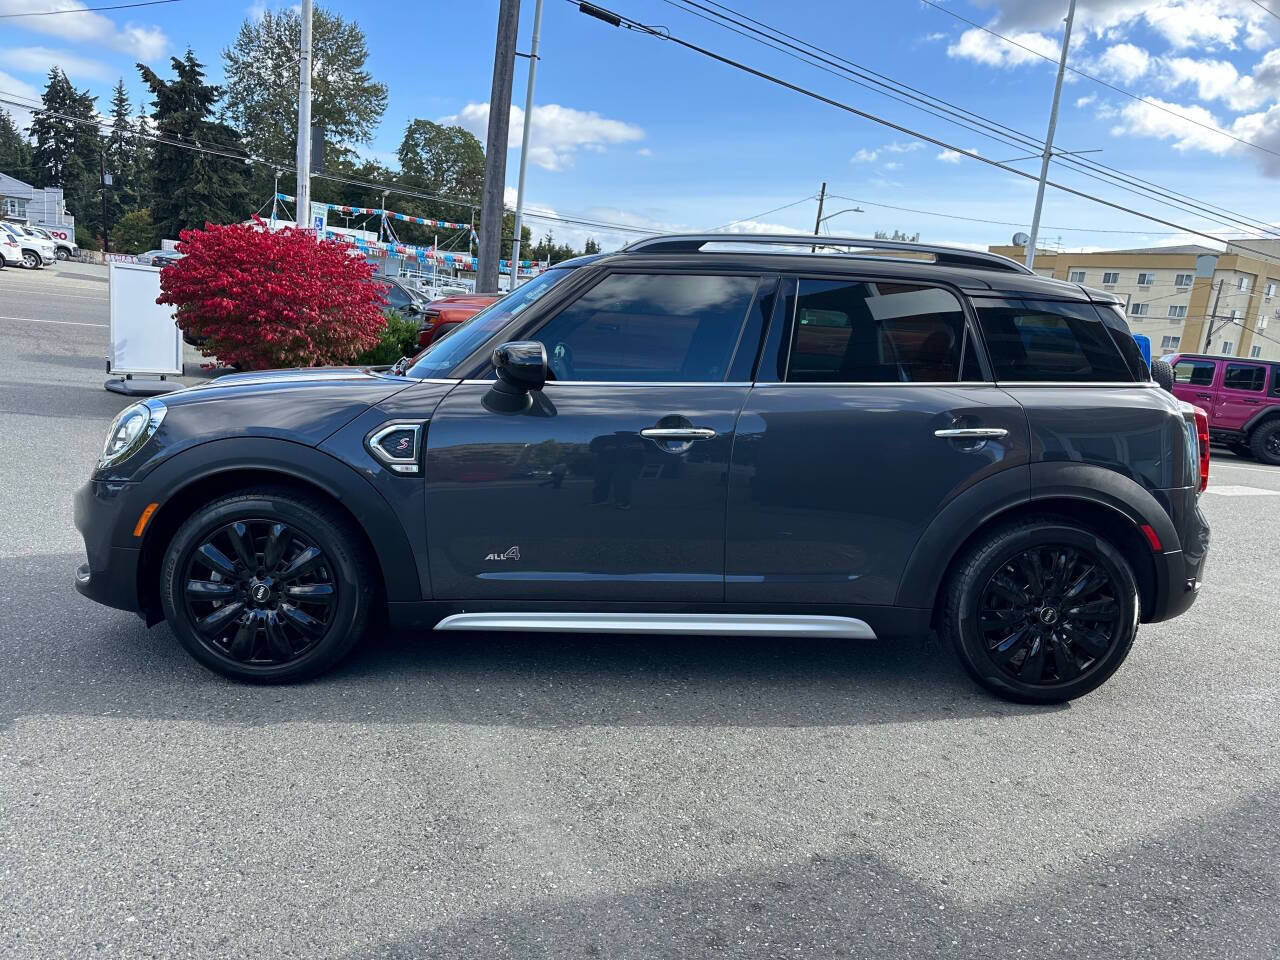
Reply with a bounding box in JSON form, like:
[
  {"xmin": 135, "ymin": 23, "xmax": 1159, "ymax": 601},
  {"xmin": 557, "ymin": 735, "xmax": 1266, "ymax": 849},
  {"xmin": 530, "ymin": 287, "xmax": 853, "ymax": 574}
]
[
  {"xmin": 1238, "ymin": 277, "xmax": 1250, "ymax": 291},
  {"xmin": 1231, "ymin": 309, "xmax": 1242, "ymax": 321},
  {"xmin": 1068, "ymin": 270, "xmax": 1085, "ymax": 283},
  {"xmin": 1129, "ymin": 302, "xmax": 1149, "ymax": 316},
  {"xmin": 1222, "ymin": 340, "xmax": 1235, "ymax": 355},
  {"xmin": 1161, "ymin": 335, "xmax": 1181, "ymax": 350},
  {"xmin": 1265, "ymin": 282, "xmax": 1276, "ymax": 298},
  {"xmin": 1175, "ymin": 273, "xmax": 1194, "ymax": 288},
  {"xmin": 1137, "ymin": 272, "xmax": 1155, "ymax": 286},
  {"xmin": 1251, "ymin": 346, "xmax": 1262, "ymax": 358},
  {"xmin": 1168, "ymin": 305, "xmax": 1187, "ymax": 319},
  {"xmin": 1102, "ymin": 271, "xmax": 1120, "ymax": 285}
]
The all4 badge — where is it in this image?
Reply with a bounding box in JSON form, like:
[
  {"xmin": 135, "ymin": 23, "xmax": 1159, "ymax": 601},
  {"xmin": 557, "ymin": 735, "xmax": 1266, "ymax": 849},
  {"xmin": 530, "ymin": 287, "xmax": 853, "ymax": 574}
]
[{"xmin": 484, "ymin": 546, "xmax": 520, "ymax": 561}]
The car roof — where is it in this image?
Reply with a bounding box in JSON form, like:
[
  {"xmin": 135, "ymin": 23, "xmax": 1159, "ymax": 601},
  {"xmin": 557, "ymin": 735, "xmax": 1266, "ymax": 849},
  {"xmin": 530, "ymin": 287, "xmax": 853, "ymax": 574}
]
[{"xmin": 577, "ymin": 234, "xmax": 1106, "ymax": 303}]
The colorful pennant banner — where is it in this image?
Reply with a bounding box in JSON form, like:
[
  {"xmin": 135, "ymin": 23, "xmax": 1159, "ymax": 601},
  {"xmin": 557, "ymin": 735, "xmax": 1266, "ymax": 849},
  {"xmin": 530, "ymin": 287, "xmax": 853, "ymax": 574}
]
[{"xmin": 275, "ymin": 193, "xmax": 471, "ymax": 231}]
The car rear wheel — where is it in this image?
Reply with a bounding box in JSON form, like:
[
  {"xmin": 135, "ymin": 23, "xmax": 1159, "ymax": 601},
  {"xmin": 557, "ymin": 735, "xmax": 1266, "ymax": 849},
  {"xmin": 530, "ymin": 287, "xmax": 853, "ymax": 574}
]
[
  {"xmin": 160, "ymin": 488, "xmax": 374, "ymax": 682},
  {"xmin": 1249, "ymin": 420, "xmax": 1280, "ymax": 466},
  {"xmin": 941, "ymin": 517, "xmax": 1139, "ymax": 704}
]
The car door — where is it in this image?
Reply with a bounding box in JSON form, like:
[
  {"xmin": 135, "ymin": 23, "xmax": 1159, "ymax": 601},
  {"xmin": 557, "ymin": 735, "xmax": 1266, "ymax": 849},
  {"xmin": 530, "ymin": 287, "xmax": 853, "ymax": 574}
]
[
  {"xmin": 1215, "ymin": 361, "xmax": 1268, "ymax": 431},
  {"xmin": 424, "ymin": 269, "xmax": 776, "ymax": 602},
  {"xmin": 725, "ymin": 275, "xmax": 1029, "ymax": 606},
  {"xmin": 1170, "ymin": 356, "xmax": 1219, "ymax": 413}
]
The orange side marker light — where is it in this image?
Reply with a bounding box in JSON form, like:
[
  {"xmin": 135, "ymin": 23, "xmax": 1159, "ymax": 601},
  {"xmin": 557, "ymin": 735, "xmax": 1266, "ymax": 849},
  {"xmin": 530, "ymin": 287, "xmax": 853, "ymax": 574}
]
[{"xmin": 133, "ymin": 502, "xmax": 160, "ymax": 538}]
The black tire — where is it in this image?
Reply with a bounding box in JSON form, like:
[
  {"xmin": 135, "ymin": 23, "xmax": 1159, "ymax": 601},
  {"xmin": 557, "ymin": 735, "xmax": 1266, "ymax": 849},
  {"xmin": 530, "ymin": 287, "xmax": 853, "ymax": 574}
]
[
  {"xmin": 1227, "ymin": 440, "xmax": 1253, "ymax": 460},
  {"xmin": 941, "ymin": 517, "xmax": 1139, "ymax": 704},
  {"xmin": 55, "ymin": 248, "xmax": 70, "ymax": 261},
  {"xmin": 160, "ymin": 488, "xmax": 375, "ymax": 682},
  {"xmin": 1249, "ymin": 420, "xmax": 1280, "ymax": 466}
]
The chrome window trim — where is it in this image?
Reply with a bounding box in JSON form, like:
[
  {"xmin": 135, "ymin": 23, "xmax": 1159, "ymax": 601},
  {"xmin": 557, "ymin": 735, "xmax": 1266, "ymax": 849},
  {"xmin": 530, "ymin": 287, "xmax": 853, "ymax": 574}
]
[
  {"xmin": 751, "ymin": 380, "xmax": 995, "ymax": 388},
  {"xmin": 459, "ymin": 379, "xmax": 756, "ymax": 387}
]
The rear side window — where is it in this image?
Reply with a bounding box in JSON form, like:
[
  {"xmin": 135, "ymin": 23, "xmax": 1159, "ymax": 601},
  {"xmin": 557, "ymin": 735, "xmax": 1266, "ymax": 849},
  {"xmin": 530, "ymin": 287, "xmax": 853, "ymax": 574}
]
[
  {"xmin": 783, "ymin": 279, "xmax": 972, "ymax": 382},
  {"xmin": 975, "ymin": 300, "xmax": 1135, "ymax": 382},
  {"xmin": 534, "ymin": 272, "xmax": 759, "ymax": 382},
  {"xmin": 1173, "ymin": 359, "xmax": 1216, "ymax": 386},
  {"xmin": 1223, "ymin": 363, "xmax": 1266, "ymax": 392}
]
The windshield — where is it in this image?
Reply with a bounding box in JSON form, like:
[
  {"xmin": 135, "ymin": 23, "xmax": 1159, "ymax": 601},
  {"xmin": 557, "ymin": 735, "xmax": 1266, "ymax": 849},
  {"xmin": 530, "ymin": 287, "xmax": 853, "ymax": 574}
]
[{"xmin": 405, "ymin": 268, "xmax": 573, "ymax": 379}]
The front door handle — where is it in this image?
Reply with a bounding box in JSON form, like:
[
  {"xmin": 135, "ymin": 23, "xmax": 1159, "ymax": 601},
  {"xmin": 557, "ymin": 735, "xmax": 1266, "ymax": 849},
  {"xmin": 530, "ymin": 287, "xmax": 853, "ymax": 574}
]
[
  {"xmin": 1243, "ymin": 399, "xmax": 1261, "ymax": 404},
  {"xmin": 1196, "ymin": 392, "xmax": 1212, "ymax": 399},
  {"xmin": 934, "ymin": 427, "xmax": 1008, "ymax": 439},
  {"xmin": 640, "ymin": 427, "xmax": 717, "ymax": 442}
]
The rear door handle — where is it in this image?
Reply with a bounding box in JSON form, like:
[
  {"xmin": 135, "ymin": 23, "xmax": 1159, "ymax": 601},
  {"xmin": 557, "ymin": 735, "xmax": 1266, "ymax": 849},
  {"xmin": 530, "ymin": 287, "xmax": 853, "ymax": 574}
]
[
  {"xmin": 934, "ymin": 427, "xmax": 1009, "ymax": 439},
  {"xmin": 1196, "ymin": 393, "xmax": 1212, "ymax": 399},
  {"xmin": 640, "ymin": 427, "xmax": 717, "ymax": 441}
]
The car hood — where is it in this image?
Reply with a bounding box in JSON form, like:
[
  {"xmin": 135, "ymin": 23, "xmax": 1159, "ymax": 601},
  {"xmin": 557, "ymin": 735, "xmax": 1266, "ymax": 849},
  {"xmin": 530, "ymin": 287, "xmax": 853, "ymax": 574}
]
[{"xmin": 108, "ymin": 367, "xmax": 423, "ymax": 480}]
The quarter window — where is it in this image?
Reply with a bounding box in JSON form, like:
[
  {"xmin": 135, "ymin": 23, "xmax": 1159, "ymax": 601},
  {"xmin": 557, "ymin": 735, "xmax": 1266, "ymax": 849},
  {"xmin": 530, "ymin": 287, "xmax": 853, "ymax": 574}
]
[
  {"xmin": 974, "ymin": 300, "xmax": 1135, "ymax": 382},
  {"xmin": 781, "ymin": 279, "xmax": 970, "ymax": 383},
  {"xmin": 1173, "ymin": 359, "xmax": 1215, "ymax": 386},
  {"xmin": 1223, "ymin": 363, "xmax": 1266, "ymax": 392},
  {"xmin": 533, "ymin": 272, "xmax": 759, "ymax": 382}
]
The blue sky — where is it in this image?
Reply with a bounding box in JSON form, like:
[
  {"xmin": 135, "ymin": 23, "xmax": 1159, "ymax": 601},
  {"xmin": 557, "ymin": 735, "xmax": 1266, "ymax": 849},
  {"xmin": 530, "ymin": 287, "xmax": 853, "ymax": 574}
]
[{"xmin": 2, "ymin": 0, "xmax": 1279, "ymax": 251}]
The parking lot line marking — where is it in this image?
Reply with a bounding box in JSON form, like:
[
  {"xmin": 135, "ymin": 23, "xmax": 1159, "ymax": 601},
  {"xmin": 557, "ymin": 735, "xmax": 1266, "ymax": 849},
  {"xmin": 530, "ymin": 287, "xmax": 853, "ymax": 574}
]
[
  {"xmin": 1202, "ymin": 484, "xmax": 1280, "ymax": 496},
  {"xmin": 0, "ymin": 315, "xmax": 107, "ymax": 328},
  {"xmin": 0, "ymin": 289, "xmax": 108, "ymax": 301},
  {"xmin": 1211, "ymin": 462, "xmax": 1280, "ymax": 477}
]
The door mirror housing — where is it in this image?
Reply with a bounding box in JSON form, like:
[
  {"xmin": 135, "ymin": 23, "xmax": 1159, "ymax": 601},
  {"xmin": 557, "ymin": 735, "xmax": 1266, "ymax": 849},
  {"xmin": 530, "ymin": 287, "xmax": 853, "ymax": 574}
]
[{"xmin": 492, "ymin": 341, "xmax": 548, "ymax": 394}]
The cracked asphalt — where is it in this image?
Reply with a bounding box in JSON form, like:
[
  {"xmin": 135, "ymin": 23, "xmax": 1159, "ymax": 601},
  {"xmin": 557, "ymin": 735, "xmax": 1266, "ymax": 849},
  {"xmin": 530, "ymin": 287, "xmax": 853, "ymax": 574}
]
[{"xmin": 1, "ymin": 263, "xmax": 1277, "ymax": 959}]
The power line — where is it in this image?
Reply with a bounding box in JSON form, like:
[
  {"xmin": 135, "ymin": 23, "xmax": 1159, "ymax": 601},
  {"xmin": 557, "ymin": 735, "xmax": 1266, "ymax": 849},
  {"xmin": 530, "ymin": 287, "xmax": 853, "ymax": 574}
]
[
  {"xmin": 705, "ymin": 193, "xmax": 817, "ymax": 231},
  {"xmin": 664, "ymin": 0, "xmax": 1280, "ymax": 241},
  {"xmin": 1246, "ymin": 0, "xmax": 1280, "ymax": 25},
  {"xmin": 916, "ymin": 0, "xmax": 1280, "ymax": 162},
  {"xmin": 0, "ymin": 0, "xmax": 180, "ymax": 16}
]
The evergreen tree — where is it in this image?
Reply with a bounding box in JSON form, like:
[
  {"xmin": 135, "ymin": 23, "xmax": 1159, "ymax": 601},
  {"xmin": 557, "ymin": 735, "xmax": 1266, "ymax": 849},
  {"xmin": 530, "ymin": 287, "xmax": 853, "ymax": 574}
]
[
  {"xmin": 101, "ymin": 79, "xmax": 137, "ymax": 230},
  {"xmin": 139, "ymin": 50, "xmax": 250, "ymax": 240},
  {"xmin": 0, "ymin": 108, "xmax": 32, "ymax": 178},
  {"xmin": 131, "ymin": 105, "xmax": 154, "ymax": 205},
  {"xmin": 27, "ymin": 68, "xmax": 100, "ymax": 235}
]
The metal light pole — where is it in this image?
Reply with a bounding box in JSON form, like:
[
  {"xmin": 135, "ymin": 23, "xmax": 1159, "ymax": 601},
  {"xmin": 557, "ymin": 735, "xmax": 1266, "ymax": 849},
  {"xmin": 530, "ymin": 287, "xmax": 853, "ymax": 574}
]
[
  {"xmin": 1025, "ymin": 0, "xmax": 1076, "ymax": 270},
  {"xmin": 477, "ymin": 0, "xmax": 522, "ymax": 292},
  {"xmin": 294, "ymin": 0, "xmax": 314, "ymax": 229},
  {"xmin": 510, "ymin": 0, "xmax": 545, "ymax": 288}
]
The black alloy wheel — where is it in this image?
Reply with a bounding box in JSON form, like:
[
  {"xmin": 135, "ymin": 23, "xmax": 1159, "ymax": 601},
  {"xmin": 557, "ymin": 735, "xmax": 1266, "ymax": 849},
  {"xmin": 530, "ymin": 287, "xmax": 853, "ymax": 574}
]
[
  {"xmin": 161, "ymin": 489, "xmax": 373, "ymax": 682},
  {"xmin": 182, "ymin": 519, "xmax": 338, "ymax": 666},
  {"xmin": 942, "ymin": 517, "xmax": 1139, "ymax": 703},
  {"xmin": 976, "ymin": 545, "xmax": 1120, "ymax": 686},
  {"xmin": 1253, "ymin": 421, "xmax": 1280, "ymax": 465}
]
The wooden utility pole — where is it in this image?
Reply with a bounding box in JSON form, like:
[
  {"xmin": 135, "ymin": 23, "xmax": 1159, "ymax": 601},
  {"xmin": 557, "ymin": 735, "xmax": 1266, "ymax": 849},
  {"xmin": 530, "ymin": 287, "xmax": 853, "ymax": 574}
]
[
  {"xmin": 99, "ymin": 152, "xmax": 111, "ymax": 253},
  {"xmin": 477, "ymin": 0, "xmax": 521, "ymax": 293},
  {"xmin": 1203, "ymin": 279, "xmax": 1224, "ymax": 353},
  {"xmin": 811, "ymin": 181, "xmax": 826, "ymax": 253}
]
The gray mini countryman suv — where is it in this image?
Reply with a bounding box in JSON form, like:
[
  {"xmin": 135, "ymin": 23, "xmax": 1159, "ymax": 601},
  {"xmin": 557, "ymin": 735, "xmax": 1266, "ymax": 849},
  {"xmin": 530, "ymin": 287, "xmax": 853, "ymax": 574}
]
[{"xmin": 75, "ymin": 235, "xmax": 1209, "ymax": 702}]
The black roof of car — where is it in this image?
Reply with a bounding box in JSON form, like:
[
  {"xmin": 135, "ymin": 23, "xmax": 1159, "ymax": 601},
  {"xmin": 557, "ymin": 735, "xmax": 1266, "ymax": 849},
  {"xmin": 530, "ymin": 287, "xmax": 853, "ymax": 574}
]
[{"xmin": 566, "ymin": 234, "xmax": 1119, "ymax": 305}]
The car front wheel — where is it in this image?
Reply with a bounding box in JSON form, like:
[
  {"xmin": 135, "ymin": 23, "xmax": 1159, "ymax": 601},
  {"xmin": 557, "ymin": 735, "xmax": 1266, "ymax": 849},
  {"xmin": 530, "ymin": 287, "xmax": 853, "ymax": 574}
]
[
  {"xmin": 55, "ymin": 248, "xmax": 70, "ymax": 261},
  {"xmin": 941, "ymin": 518, "xmax": 1139, "ymax": 704},
  {"xmin": 160, "ymin": 488, "xmax": 374, "ymax": 682},
  {"xmin": 22, "ymin": 251, "xmax": 39, "ymax": 269}
]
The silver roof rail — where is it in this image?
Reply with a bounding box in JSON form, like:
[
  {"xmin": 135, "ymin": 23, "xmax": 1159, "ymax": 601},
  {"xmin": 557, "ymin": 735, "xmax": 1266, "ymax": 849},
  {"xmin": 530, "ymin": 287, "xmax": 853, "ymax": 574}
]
[{"xmin": 621, "ymin": 233, "xmax": 1034, "ymax": 275}]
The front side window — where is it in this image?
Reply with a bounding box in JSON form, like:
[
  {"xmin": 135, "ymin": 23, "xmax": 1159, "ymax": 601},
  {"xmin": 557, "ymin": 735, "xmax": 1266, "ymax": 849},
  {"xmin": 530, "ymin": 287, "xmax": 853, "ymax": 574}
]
[
  {"xmin": 532, "ymin": 272, "xmax": 759, "ymax": 382},
  {"xmin": 405, "ymin": 267, "xmax": 573, "ymax": 379},
  {"xmin": 1223, "ymin": 363, "xmax": 1266, "ymax": 392},
  {"xmin": 781, "ymin": 279, "xmax": 971, "ymax": 383},
  {"xmin": 975, "ymin": 300, "xmax": 1135, "ymax": 382},
  {"xmin": 1173, "ymin": 359, "xmax": 1216, "ymax": 386}
]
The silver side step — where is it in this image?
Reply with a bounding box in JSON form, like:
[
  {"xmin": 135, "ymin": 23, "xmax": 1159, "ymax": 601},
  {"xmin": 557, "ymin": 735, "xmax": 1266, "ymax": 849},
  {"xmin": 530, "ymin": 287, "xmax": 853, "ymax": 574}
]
[{"xmin": 433, "ymin": 612, "xmax": 876, "ymax": 639}]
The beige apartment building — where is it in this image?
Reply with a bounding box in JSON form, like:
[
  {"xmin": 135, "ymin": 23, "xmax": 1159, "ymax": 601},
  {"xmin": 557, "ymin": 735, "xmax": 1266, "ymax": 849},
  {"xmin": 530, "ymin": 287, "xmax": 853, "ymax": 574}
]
[{"xmin": 988, "ymin": 240, "xmax": 1280, "ymax": 361}]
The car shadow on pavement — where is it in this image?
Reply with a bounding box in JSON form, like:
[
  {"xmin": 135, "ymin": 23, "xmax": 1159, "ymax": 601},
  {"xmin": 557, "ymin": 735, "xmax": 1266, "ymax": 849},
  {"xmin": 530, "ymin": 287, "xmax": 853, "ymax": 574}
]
[
  {"xmin": 2, "ymin": 552, "xmax": 1061, "ymax": 729},
  {"xmin": 328, "ymin": 786, "xmax": 1280, "ymax": 960}
]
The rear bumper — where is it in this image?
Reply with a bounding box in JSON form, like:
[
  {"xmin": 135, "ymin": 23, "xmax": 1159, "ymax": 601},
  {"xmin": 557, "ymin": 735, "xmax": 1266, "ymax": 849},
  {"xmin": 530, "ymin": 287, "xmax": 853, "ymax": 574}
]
[
  {"xmin": 73, "ymin": 479, "xmax": 143, "ymax": 615},
  {"xmin": 1145, "ymin": 497, "xmax": 1210, "ymax": 623}
]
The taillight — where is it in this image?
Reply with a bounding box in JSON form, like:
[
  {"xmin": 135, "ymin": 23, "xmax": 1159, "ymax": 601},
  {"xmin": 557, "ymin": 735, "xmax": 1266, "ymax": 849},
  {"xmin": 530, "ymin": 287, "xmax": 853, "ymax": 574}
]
[{"xmin": 1192, "ymin": 404, "xmax": 1209, "ymax": 493}]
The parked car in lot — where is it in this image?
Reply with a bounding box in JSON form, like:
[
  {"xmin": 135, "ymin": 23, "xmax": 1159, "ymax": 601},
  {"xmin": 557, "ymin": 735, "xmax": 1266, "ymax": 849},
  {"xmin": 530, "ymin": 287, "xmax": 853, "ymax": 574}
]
[
  {"xmin": 0, "ymin": 228, "xmax": 17, "ymax": 267},
  {"xmin": 415, "ymin": 293, "xmax": 501, "ymax": 346},
  {"xmin": 1, "ymin": 222, "xmax": 54, "ymax": 268},
  {"xmin": 30, "ymin": 225, "xmax": 77, "ymax": 260},
  {"xmin": 152, "ymin": 251, "xmax": 184, "ymax": 269},
  {"xmin": 135, "ymin": 249, "xmax": 175, "ymax": 266},
  {"xmin": 1168, "ymin": 352, "xmax": 1280, "ymax": 465},
  {"xmin": 369, "ymin": 275, "xmax": 430, "ymax": 317},
  {"xmin": 74, "ymin": 234, "xmax": 1209, "ymax": 703}
]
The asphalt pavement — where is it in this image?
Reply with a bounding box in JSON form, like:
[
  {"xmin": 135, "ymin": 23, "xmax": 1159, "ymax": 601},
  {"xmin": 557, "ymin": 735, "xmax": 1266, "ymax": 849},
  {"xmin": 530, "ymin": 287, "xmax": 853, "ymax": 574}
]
[{"xmin": 1, "ymin": 262, "xmax": 1277, "ymax": 959}]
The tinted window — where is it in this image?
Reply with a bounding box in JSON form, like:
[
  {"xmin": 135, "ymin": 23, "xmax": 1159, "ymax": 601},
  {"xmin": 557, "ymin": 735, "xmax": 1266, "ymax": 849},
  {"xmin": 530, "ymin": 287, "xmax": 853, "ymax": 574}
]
[
  {"xmin": 975, "ymin": 300, "xmax": 1135, "ymax": 382},
  {"xmin": 374, "ymin": 280, "xmax": 413, "ymax": 309},
  {"xmin": 406, "ymin": 267, "xmax": 573, "ymax": 379},
  {"xmin": 533, "ymin": 273, "xmax": 758, "ymax": 382},
  {"xmin": 783, "ymin": 279, "xmax": 969, "ymax": 383},
  {"xmin": 1173, "ymin": 359, "xmax": 1216, "ymax": 386},
  {"xmin": 1223, "ymin": 363, "xmax": 1266, "ymax": 392}
]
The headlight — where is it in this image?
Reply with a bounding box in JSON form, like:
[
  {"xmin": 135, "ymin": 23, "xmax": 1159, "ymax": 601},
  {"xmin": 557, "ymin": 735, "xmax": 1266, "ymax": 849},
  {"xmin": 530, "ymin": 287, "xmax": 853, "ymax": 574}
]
[{"xmin": 99, "ymin": 401, "xmax": 166, "ymax": 469}]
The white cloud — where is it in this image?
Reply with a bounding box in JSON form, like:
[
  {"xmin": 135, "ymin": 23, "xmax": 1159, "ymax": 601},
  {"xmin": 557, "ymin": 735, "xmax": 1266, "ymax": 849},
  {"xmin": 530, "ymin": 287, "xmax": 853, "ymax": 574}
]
[
  {"xmin": 1111, "ymin": 96, "xmax": 1237, "ymax": 153},
  {"xmin": 883, "ymin": 161, "xmax": 902, "ymax": 171},
  {"xmin": 1076, "ymin": 94, "xmax": 1097, "ymax": 108},
  {"xmin": 1231, "ymin": 104, "xmax": 1280, "ymax": 177},
  {"xmin": 0, "ymin": 0, "xmax": 168, "ymax": 59},
  {"xmin": 0, "ymin": 68, "xmax": 40, "ymax": 130},
  {"xmin": 1, "ymin": 45, "xmax": 113, "ymax": 83},
  {"xmin": 635, "ymin": 146, "xmax": 652, "ymax": 157},
  {"xmin": 1094, "ymin": 42, "xmax": 1150, "ymax": 82},
  {"xmin": 850, "ymin": 147, "xmax": 879, "ymax": 163},
  {"xmin": 852, "ymin": 141, "xmax": 922, "ymax": 164},
  {"xmin": 947, "ymin": 26, "xmax": 1059, "ymax": 67},
  {"xmin": 1162, "ymin": 52, "xmax": 1280, "ymax": 112},
  {"xmin": 884, "ymin": 140, "xmax": 925, "ymax": 153},
  {"xmin": 443, "ymin": 101, "xmax": 644, "ymax": 172},
  {"xmin": 922, "ymin": 32, "xmax": 947, "ymax": 42},
  {"xmin": 937, "ymin": 147, "xmax": 979, "ymax": 164}
]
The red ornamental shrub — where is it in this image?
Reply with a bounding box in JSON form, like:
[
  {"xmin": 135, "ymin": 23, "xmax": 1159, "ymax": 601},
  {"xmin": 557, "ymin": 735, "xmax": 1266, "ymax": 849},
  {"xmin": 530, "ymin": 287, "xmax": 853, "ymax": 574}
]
[{"xmin": 158, "ymin": 220, "xmax": 388, "ymax": 369}]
